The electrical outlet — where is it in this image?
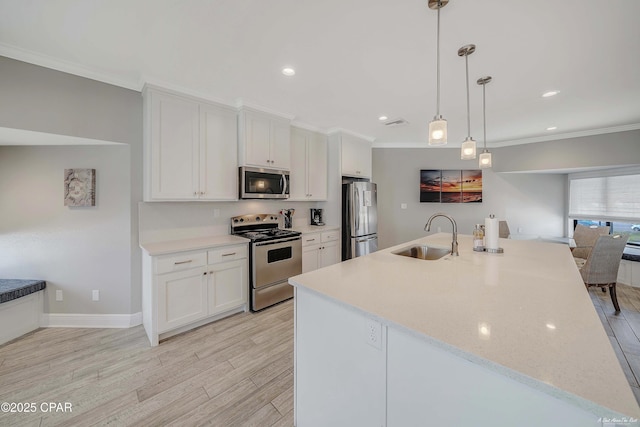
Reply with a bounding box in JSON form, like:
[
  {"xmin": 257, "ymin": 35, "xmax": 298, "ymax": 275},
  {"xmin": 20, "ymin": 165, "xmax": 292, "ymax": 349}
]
[
  {"xmin": 92, "ymin": 290, "xmax": 100, "ymax": 301},
  {"xmin": 213, "ymin": 208, "xmax": 221, "ymax": 218},
  {"xmin": 518, "ymin": 227, "xmax": 523, "ymax": 233},
  {"xmin": 366, "ymin": 319, "xmax": 382, "ymax": 350},
  {"xmin": 56, "ymin": 290, "xmax": 63, "ymax": 301},
  {"xmin": 400, "ymin": 203, "xmax": 407, "ymax": 209}
]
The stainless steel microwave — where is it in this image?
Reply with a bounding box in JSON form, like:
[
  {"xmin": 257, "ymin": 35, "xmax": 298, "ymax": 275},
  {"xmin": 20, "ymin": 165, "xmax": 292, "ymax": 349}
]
[{"xmin": 239, "ymin": 166, "xmax": 290, "ymax": 199}]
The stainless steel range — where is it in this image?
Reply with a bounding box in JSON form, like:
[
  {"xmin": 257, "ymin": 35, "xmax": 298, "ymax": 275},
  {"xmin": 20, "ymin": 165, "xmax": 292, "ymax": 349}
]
[{"xmin": 231, "ymin": 214, "xmax": 302, "ymax": 311}]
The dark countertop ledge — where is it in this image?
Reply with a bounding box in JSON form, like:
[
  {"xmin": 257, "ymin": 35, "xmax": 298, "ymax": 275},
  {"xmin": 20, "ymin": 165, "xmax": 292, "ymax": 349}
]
[{"xmin": 0, "ymin": 279, "xmax": 47, "ymax": 304}]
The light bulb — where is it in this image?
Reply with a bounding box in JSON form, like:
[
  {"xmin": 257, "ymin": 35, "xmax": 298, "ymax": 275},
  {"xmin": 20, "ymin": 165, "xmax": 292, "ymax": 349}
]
[
  {"xmin": 428, "ymin": 118, "xmax": 447, "ymax": 145},
  {"xmin": 479, "ymin": 151, "xmax": 492, "ymax": 168},
  {"xmin": 460, "ymin": 137, "xmax": 476, "ymax": 160}
]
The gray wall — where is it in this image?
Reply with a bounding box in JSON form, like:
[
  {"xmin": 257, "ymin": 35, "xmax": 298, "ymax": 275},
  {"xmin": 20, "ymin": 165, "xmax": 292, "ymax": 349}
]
[
  {"xmin": 373, "ymin": 148, "xmax": 567, "ymax": 250},
  {"xmin": 493, "ymin": 130, "xmax": 640, "ymax": 173},
  {"xmin": 0, "ymin": 56, "xmax": 143, "ymax": 315}
]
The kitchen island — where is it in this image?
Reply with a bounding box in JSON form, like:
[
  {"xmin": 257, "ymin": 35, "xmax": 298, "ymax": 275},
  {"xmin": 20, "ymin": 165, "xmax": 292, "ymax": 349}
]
[{"xmin": 289, "ymin": 233, "xmax": 640, "ymax": 426}]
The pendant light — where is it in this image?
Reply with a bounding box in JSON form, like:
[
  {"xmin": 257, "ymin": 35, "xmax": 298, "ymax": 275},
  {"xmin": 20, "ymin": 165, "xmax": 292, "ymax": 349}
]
[
  {"xmin": 427, "ymin": 0, "xmax": 449, "ymax": 146},
  {"xmin": 477, "ymin": 76, "xmax": 492, "ymax": 168},
  {"xmin": 458, "ymin": 44, "xmax": 476, "ymax": 160}
]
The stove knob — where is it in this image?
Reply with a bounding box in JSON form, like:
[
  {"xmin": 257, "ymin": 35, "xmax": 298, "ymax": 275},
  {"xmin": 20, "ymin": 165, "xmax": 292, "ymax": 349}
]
[
  {"xmin": 256, "ymin": 216, "xmax": 260, "ymax": 221},
  {"xmin": 233, "ymin": 219, "xmax": 238, "ymax": 223},
  {"xmin": 239, "ymin": 218, "xmax": 244, "ymax": 222}
]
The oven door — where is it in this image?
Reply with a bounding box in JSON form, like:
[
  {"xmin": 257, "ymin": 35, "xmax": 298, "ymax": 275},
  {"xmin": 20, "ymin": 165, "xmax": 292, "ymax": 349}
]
[
  {"xmin": 253, "ymin": 237, "xmax": 302, "ymax": 288},
  {"xmin": 240, "ymin": 166, "xmax": 290, "ymax": 199}
]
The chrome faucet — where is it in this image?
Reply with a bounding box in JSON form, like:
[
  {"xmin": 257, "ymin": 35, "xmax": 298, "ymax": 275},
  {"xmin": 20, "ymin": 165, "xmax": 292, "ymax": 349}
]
[{"xmin": 424, "ymin": 213, "xmax": 459, "ymax": 256}]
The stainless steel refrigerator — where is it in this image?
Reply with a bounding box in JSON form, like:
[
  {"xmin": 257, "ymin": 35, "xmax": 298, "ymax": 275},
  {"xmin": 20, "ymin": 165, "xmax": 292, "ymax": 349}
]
[{"xmin": 342, "ymin": 181, "xmax": 378, "ymax": 260}]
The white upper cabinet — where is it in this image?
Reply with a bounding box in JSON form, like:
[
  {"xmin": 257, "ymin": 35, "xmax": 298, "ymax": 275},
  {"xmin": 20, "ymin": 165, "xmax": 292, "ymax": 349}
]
[
  {"xmin": 340, "ymin": 133, "xmax": 372, "ymax": 178},
  {"xmin": 290, "ymin": 127, "xmax": 328, "ymax": 201},
  {"xmin": 146, "ymin": 89, "xmax": 200, "ymax": 200},
  {"xmin": 144, "ymin": 85, "xmax": 238, "ymax": 201},
  {"xmin": 238, "ymin": 108, "xmax": 291, "ymax": 170},
  {"xmin": 199, "ymin": 103, "xmax": 238, "ymax": 201}
]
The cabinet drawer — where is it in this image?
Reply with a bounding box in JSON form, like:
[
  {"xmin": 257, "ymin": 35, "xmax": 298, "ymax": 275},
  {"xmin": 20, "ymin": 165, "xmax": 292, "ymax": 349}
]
[
  {"xmin": 302, "ymin": 232, "xmax": 322, "ymax": 247},
  {"xmin": 322, "ymin": 230, "xmax": 340, "ymax": 243},
  {"xmin": 156, "ymin": 251, "xmax": 207, "ymax": 275},
  {"xmin": 208, "ymin": 244, "xmax": 248, "ymax": 264}
]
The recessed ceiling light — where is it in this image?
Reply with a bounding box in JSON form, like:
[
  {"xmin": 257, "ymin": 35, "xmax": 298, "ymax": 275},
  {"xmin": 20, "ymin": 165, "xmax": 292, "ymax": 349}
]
[
  {"xmin": 282, "ymin": 67, "xmax": 295, "ymax": 76},
  {"xmin": 378, "ymin": 116, "xmax": 388, "ymax": 121},
  {"xmin": 546, "ymin": 126, "xmax": 557, "ymax": 131},
  {"xmin": 542, "ymin": 90, "xmax": 559, "ymax": 98}
]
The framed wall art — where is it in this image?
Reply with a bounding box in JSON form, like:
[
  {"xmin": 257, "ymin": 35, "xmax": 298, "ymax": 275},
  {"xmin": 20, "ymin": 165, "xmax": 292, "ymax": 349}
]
[
  {"xmin": 420, "ymin": 169, "xmax": 482, "ymax": 203},
  {"xmin": 64, "ymin": 168, "xmax": 96, "ymax": 207}
]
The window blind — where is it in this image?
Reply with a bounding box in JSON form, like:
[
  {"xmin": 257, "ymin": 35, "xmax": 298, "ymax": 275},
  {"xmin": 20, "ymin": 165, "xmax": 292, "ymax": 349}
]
[{"xmin": 569, "ymin": 174, "xmax": 640, "ymax": 221}]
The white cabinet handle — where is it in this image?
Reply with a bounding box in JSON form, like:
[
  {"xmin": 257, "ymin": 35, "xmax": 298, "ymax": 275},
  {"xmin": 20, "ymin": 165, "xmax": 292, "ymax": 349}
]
[
  {"xmin": 306, "ymin": 238, "xmax": 316, "ymax": 242},
  {"xmin": 174, "ymin": 260, "xmax": 193, "ymax": 265}
]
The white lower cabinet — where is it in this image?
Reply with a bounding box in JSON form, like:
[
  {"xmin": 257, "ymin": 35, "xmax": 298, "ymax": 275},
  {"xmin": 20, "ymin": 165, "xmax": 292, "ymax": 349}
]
[
  {"xmin": 157, "ymin": 267, "xmax": 208, "ymax": 333},
  {"xmin": 207, "ymin": 259, "xmax": 247, "ymax": 315},
  {"xmin": 301, "ymin": 230, "xmax": 340, "ymax": 273},
  {"xmin": 143, "ymin": 243, "xmax": 248, "ymax": 346}
]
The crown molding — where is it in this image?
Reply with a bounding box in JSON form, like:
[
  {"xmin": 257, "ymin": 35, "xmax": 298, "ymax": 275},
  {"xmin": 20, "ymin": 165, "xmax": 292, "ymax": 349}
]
[
  {"xmin": 372, "ymin": 123, "xmax": 640, "ymax": 149},
  {"xmin": 235, "ymin": 98, "xmax": 295, "ymax": 121},
  {"xmin": 326, "ymin": 127, "xmax": 376, "ymax": 143},
  {"xmin": 0, "ymin": 126, "xmax": 126, "ymax": 146},
  {"xmin": 0, "ymin": 42, "xmax": 140, "ymax": 91}
]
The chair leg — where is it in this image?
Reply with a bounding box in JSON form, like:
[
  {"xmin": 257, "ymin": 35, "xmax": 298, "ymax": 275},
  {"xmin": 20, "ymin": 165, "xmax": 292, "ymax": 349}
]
[{"xmin": 609, "ymin": 283, "xmax": 620, "ymax": 313}]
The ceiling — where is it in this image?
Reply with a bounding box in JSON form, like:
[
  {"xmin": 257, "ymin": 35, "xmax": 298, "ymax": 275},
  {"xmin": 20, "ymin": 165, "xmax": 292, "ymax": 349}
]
[{"xmin": 1, "ymin": 0, "xmax": 639, "ymax": 148}]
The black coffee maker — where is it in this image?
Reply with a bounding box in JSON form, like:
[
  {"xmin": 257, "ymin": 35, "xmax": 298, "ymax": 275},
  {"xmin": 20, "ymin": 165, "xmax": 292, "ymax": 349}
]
[{"xmin": 310, "ymin": 208, "xmax": 324, "ymax": 226}]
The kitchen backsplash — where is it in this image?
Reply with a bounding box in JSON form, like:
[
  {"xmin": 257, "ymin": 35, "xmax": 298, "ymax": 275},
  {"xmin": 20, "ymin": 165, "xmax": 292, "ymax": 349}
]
[{"xmin": 139, "ymin": 200, "xmax": 323, "ymax": 243}]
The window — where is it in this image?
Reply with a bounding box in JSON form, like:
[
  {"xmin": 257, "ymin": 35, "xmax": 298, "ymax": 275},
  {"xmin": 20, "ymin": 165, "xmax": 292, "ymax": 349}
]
[
  {"xmin": 569, "ymin": 169, "xmax": 640, "ymax": 250},
  {"xmin": 569, "ymin": 173, "xmax": 640, "ymax": 221}
]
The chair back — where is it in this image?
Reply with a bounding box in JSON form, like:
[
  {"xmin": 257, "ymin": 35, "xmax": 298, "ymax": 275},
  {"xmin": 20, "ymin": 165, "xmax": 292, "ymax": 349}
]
[
  {"xmin": 572, "ymin": 224, "xmax": 610, "ymax": 259},
  {"xmin": 580, "ymin": 234, "xmax": 628, "ymax": 285}
]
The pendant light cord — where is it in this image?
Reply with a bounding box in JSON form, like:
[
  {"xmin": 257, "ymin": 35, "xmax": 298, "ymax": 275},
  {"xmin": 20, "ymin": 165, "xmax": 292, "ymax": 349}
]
[
  {"xmin": 482, "ymin": 82, "xmax": 487, "ymax": 150},
  {"xmin": 465, "ymin": 54, "xmax": 470, "ymax": 138},
  {"xmin": 436, "ymin": 3, "xmax": 441, "ymax": 116}
]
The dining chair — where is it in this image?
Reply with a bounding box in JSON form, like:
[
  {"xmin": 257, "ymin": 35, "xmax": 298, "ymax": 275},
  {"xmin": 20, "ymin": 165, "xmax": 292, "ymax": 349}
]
[
  {"xmin": 579, "ymin": 234, "xmax": 628, "ymax": 313},
  {"xmin": 572, "ymin": 224, "xmax": 610, "ymax": 261},
  {"xmin": 498, "ymin": 221, "xmax": 510, "ymax": 239}
]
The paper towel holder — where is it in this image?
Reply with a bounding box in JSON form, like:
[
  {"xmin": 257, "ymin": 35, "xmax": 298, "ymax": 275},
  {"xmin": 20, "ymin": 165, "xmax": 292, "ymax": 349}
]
[{"xmin": 484, "ymin": 214, "xmax": 504, "ymax": 254}]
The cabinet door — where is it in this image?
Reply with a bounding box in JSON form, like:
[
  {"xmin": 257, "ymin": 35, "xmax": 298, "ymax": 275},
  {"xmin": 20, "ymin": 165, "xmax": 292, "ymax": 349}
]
[
  {"xmin": 270, "ymin": 118, "xmax": 291, "ymax": 170},
  {"xmin": 320, "ymin": 240, "xmax": 340, "ymax": 269},
  {"xmin": 150, "ymin": 91, "xmax": 199, "ymax": 199},
  {"xmin": 200, "ymin": 104, "xmax": 238, "ymax": 200},
  {"xmin": 302, "ymin": 245, "xmax": 320, "ymax": 273},
  {"xmin": 307, "ymin": 133, "xmax": 328, "ymax": 200},
  {"xmin": 208, "ymin": 259, "xmax": 247, "ymax": 315},
  {"xmin": 243, "ymin": 111, "xmax": 272, "ymax": 168},
  {"xmin": 289, "ymin": 128, "xmax": 308, "ymax": 200},
  {"xmin": 341, "ymin": 134, "xmax": 372, "ymax": 178},
  {"xmin": 157, "ymin": 268, "xmax": 208, "ymax": 333}
]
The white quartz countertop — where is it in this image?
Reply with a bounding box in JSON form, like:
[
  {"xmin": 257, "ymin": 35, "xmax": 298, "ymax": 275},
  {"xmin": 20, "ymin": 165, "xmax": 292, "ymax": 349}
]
[
  {"xmin": 140, "ymin": 235, "xmax": 249, "ymax": 256},
  {"xmin": 290, "ymin": 224, "xmax": 339, "ymax": 234},
  {"xmin": 289, "ymin": 233, "xmax": 640, "ymax": 418}
]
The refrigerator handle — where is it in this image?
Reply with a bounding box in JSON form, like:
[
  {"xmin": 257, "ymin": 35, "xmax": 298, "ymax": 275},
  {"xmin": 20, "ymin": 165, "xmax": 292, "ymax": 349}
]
[{"xmin": 354, "ymin": 188, "xmax": 360, "ymax": 231}]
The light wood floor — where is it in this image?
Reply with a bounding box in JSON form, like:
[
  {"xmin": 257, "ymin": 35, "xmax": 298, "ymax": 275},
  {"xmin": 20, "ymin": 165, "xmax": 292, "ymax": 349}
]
[
  {"xmin": 0, "ymin": 300, "xmax": 294, "ymax": 427},
  {"xmin": 3, "ymin": 284, "xmax": 640, "ymax": 426},
  {"xmin": 589, "ymin": 282, "xmax": 640, "ymax": 405}
]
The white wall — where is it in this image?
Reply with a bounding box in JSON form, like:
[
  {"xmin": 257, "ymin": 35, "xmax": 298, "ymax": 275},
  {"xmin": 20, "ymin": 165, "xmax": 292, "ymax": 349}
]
[
  {"xmin": 373, "ymin": 148, "xmax": 567, "ymax": 250},
  {"xmin": 0, "ymin": 145, "xmax": 132, "ymax": 314}
]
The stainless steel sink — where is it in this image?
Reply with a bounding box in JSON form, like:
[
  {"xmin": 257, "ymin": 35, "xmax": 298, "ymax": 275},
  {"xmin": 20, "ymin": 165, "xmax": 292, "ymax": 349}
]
[{"xmin": 392, "ymin": 244, "xmax": 450, "ymax": 260}]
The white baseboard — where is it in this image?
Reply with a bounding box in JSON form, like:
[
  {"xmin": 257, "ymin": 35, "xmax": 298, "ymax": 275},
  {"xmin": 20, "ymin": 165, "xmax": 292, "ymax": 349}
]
[{"xmin": 42, "ymin": 312, "xmax": 142, "ymax": 328}]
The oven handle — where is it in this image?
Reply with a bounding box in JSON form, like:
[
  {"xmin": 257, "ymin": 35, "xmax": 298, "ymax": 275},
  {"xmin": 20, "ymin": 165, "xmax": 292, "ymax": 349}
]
[{"xmin": 255, "ymin": 236, "xmax": 301, "ymax": 247}]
